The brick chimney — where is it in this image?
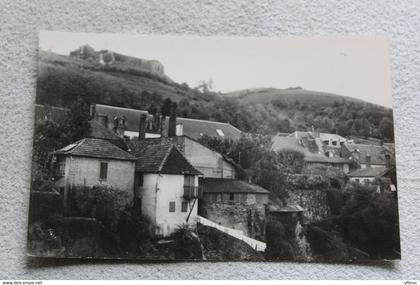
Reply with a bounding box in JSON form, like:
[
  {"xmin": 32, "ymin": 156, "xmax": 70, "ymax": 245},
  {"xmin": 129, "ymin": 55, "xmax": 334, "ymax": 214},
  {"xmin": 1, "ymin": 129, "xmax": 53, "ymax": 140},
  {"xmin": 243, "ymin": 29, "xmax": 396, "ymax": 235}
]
[
  {"xmin": 89, "ymin": 104, "xmax": 96, "ymax": 119},
  {"xmin": 176, "ymin": 123, "xmax": 183, "ymax": 136},
  {"xmin": 138, "ymin": 114, "xmax": 147, "ymax": 140},
  {"xmin": 168, "ymin": 103, "xmax": 177, "ymax": 137},
  {"xmin": 366, "ymin": 154, "xmax": 371, "ymax": 168},
  {"xmin": 385, "ymin": 154, "xmax": 391, "ymax": 168}
]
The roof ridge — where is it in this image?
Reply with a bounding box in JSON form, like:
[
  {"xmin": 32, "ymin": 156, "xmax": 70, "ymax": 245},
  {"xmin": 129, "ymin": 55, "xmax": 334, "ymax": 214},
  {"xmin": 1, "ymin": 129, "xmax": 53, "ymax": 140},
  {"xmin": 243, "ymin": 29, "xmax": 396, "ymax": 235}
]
[
  {"xmin": 158, "ymin": 144, "xmax": 175, "ymax": 172},
  {"xmin": 95, "ymin": 104, "xmax": 150, "ymax": 114},
  {"xmin": 69, "ymin": 138, "xmax": 87, "ymax": 154},
  {"xmin": 175, "ymin": 116, "xmax": 233, "ymax": 126}
]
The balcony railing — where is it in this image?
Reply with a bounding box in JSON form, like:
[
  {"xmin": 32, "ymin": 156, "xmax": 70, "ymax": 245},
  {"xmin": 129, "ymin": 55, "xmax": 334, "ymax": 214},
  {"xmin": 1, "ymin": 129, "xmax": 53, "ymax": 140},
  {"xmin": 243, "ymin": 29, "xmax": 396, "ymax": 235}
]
[{"xmin": 183, "ymin": 186, "xmax": 202, "ymax": 200}]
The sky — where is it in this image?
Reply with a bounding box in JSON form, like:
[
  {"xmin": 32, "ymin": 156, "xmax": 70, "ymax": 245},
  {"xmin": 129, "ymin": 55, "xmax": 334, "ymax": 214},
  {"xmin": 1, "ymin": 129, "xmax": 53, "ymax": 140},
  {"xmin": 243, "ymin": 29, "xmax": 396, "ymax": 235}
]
[{"xmin": 39, "ymin": 31, "xmax": 393, "ymax": 108}]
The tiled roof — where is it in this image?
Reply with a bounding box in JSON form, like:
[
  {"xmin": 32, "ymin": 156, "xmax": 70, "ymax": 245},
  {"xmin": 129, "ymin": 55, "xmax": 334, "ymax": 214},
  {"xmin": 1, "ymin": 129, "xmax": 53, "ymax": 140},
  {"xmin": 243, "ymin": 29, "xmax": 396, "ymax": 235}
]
[
  {"xmin": 54, "ymin": 138, "xmax": 136, "ymax": 161},
  {"xmin": 93, "ymin": 104, "xmax": 150, "ymax": 132},
  {"xmin": 288, "ymin": 131, "xmax": 347, "ymax": 142},
  {"xmin": 267, "ymin": 204, "xmax": 304, "ymax": 212},
  {"xmin": 128, "ymin": 139, "xmax": 202, "ymax": 175},
  {"xmin": 89, "ymin": 120, "xmax": 122, "ymax": 141},
  {"xmin": 304, "ymin": 154, "xmax": 352, "ymax": 164},
  {"xmin": 200, "ymin": 178, "xmax": 270, "ymax": 194},
  {"xmin": 271, "ymin": 135, "xmax": 351, "ymax": 164},
  {"xmin": 343, "ymin": 143, "xmax": 394, "ymax": 166},
  {"xmin": 163, "ymin": 117, "xmax": 242, "ymax": 141},
  {"xmin": 347, "ymin": 166, "xmax": 388, "ymax": 178},
  {"xmin": 271, "ymin": 136, "xmax": 308, "ymax": 154}
]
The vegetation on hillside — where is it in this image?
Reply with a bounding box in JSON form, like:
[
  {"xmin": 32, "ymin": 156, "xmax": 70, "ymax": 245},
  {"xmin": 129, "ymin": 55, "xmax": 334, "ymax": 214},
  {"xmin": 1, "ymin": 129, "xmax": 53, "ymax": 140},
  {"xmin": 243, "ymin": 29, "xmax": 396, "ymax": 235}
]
[{"xmin": 37, "ymin": 50, "xmax": 395, "ymax": 141}]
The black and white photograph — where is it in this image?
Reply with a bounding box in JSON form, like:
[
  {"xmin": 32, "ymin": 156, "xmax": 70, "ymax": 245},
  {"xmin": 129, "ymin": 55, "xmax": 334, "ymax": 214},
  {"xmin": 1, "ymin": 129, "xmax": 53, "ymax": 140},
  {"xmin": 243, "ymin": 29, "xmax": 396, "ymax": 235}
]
[{"xmin": 28, "ymin": 31, "xmax": 400, "ymax": 262}]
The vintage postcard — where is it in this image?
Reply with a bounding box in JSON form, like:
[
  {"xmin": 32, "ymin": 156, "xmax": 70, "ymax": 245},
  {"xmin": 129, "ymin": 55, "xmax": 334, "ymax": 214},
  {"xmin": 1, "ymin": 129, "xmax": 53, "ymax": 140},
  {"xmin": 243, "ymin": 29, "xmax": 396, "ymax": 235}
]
[{"xmin": 28, "ymin": 31, "xmax": 400, "ymax": 262}]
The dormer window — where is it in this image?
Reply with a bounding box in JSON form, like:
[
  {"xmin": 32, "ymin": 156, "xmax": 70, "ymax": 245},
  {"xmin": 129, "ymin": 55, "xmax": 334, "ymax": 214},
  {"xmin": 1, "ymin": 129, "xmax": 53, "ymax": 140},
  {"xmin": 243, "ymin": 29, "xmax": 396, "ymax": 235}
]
[{"xmin": 216, "ymin": 129, "xmax": 225, "ymax": 137}]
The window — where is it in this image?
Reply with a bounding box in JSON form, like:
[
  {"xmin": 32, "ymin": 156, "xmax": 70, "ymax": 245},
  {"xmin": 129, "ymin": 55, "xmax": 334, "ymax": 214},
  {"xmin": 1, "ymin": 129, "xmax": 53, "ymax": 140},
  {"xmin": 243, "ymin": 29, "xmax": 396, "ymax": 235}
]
[
  {"xmin": 184, "ymin": 175, "xmax": 195, "ymax": 186},
  {"xmin": 137, "ymin": 173, "xmax": 144, "ymax": 187},
  {"xmin": 181, "ymin": 201, "xmax": 188, "ymax": 212},
  {"xmin": 99, "ymin": 162, "xmax": 108, "ymax": 180},
  {"xmin": 56, "ymin": 161, "xmax": 65, "ymax": 177},
  {"xmin": 229, "ymin": 193, "xmax": 234, "ymax": 201},
  {"xmin": 169, "ymin": 201, "xmax": 176, "ymax": 212}
]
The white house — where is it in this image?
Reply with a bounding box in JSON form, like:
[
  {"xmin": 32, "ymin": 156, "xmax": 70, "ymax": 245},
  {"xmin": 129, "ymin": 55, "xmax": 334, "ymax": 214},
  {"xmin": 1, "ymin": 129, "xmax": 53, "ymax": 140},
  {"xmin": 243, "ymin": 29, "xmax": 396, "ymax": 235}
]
[{"xmin": 128, "ymin": 140, "xmax": 203, "ymax": 237}]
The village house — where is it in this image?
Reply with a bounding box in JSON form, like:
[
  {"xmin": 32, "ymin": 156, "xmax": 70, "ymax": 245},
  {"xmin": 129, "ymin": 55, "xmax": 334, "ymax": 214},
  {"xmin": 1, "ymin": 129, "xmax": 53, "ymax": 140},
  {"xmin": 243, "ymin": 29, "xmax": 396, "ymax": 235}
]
[
  {"xmin": 128, "ymin": 134, "xmax": 270, "ymax": 240},
  {"xmin": 199, "ymin": 178, "xmax": 270, "ymax": 241},
  {"xmin": 347, "ymin": 166, "xmax": 389, "ymax": 184},
  {"xmin": 127, "ymin": 140, "xmax": 202, "ymax": 237},
  {"xmin": 341, "ymin": 143, "xmax": 394, "ymax": 170},
  {"xmin": 52, "ymin": 138, "xmax": 137, "ymax": 208},
  {"xmin": 271, "ymin": 134, "xmax": 352, "ymax": 173},
  {"xmin": 89, "ymin": 103, "xmax": 242, "ymax": 141}
]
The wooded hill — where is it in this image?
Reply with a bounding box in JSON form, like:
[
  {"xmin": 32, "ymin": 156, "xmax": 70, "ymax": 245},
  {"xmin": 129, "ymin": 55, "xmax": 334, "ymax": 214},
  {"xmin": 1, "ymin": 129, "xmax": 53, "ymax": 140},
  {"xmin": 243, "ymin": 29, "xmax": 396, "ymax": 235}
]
[{"xmin": 36, "ymin": 49, "xmax": 395, "ymax": 141}]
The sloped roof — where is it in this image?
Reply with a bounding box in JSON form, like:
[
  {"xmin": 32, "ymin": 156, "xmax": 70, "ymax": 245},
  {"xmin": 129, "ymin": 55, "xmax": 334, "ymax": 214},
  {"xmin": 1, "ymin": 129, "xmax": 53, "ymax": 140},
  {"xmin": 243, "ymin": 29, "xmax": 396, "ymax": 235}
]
[
  {"xmin": 267, "ymin": 204, "xmax": 304, "ymax": 213},
  {"xmin": 127, "ymin": 136, "xmax": 243, "ymax": 171},
  {"xmin": 343, "ymin": 143, "xmax": 394, "ymax": 166},
  {"xmin": 200, "ymin": 178, "xmax": 270, "ymax": 194},
  {"xmin": 288, "ymin": 131, "xmax": 347, "ymax": 142},
  {"xmin": 128, "ymin": 139, "xmax": 201, "ymax": 175},
  {"xmin": 347, "ymin": 166, "xmax": 388, "ymax": 178},
  {"xmin": 318, "ymin": 133, "xmax": 347, "ymax": 142},
  {"xmin": 304, "ymin": 154, "xmax": 352, "ymax": 164},
  {"xmin": 54, "ymin": 138, "xmax": 135, "ymax": 161},
  {"xmin": 271, "ymin": 135, "xmax": 351, "ymax": 164},
  {"xmin": 163, "ymin": 117, "xmax": 242, "ymax": 141},
  {"xmin": 271, "ymin": 136, "xmax": 308, "ymax": 154},
  {"xmin": 34, "ymin": 104, "xmax": 68, "ymax": 125},
  {"xmin": 89, "ymin": 120, "xmax": 122, "ymax": 141},
  {"xmin": 93, "ymin": 104, "xmax": 149, "ymax": 132}
]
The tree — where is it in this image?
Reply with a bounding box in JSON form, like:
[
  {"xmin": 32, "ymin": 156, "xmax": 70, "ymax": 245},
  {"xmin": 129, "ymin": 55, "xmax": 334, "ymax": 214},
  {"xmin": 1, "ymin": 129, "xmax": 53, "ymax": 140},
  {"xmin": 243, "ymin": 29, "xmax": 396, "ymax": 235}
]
[
  {"xmin": 63, "ymin": 98, "xmax": 92, "ymax": 142},
  {"xmin": 379, "ymin": 117, "xmax": 394, "ymax": 141},
  {"xmin": 161, "ymin": 98, "xmax": 172, "ymax": 116},
  {"xmin": 102, "ymin": 51, "xmax": 114, "ymax": 66}
]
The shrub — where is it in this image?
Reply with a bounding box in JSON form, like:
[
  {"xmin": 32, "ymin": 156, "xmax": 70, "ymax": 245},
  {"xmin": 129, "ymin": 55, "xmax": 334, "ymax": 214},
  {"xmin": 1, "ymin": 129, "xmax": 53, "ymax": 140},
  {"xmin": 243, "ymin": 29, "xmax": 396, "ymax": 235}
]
[
  {"xmin": 169, "ymin": 225, "xmax": 202, "ymax": 260},
  {"xmin": 265, "ymin": 219, "xmax": 295, "ymax": 260},
  {"xmin": 68, "ymin": 185, "xmax": 131, "ymax": 232}
]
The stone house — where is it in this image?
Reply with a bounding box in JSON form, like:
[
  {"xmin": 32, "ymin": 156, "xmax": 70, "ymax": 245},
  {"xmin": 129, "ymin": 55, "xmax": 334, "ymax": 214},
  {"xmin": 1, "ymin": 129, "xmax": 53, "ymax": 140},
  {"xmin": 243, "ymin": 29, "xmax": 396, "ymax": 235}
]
[
  {"xmin": 341, "ymin": 143, "xmax": 394, "ymax": 170},
  {"xmin": 199, "ymin": 178, "xmax": 270, "ymax": 241},
  {"xmin": 128, "ymin": 134, "xmax": 270, "ymax": 240},
  {"xmin": 347, "ymin": 167, "xmax": 389, "ymax": 184},
  {"xmin": 52, "ymin": 138, "xmax": 137, "ymax": 208},
  {"xmin": 128, "ymin": 140, "xmax": 202, "ymax": 237},
  {"xmin": 271, "ymin": 134, "xmax": 352, "ymax": 173}
]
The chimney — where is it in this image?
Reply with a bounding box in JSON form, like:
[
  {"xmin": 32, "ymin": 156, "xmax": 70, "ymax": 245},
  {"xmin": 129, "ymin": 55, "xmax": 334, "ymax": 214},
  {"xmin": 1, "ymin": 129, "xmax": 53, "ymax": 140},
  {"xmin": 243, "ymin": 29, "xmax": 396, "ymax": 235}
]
[
  {"xmin": 89, "ymin": 104, "xmax": 96, "ymax": 119},
  {"xmin": 366, "ymin": 154, "xmax": 371, "ymax": 168},
  {"xmin": 138, "ymin": 113, "xmax": 147, "ymax": 140},
  {"xmin": 176, "ymin": 123, "xmax": 183, "ymax": 136},
  {"xmin": 385, "ymin": 154, "xmax": 391, "ymax": 168},
  {"xmin": 168, "ymin": 103, "xmax": 177, "ymax": 137}
]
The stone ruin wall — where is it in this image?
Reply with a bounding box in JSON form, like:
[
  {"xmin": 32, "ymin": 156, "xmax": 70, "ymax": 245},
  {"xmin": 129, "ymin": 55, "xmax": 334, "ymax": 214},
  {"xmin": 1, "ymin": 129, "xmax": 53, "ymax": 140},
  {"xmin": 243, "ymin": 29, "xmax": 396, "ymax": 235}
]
[
  {"xmin": 286, "ymin": 189, "xmax": 331, "ymax": 223},
  {"xmin": 199, "ymin": 200, "xmax": 266, "ymax": 242}
]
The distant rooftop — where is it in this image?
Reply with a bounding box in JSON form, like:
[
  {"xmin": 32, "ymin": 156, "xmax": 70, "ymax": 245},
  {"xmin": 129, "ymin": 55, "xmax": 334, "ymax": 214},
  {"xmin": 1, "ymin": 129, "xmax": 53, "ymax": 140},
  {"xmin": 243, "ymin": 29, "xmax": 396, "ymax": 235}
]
[
  {"xmin": 347, "ymin": 166, "xmax": 389, "ymax": 178},
  {"xmin": 54, "ymin": 138, "xmax": 135, "ymax": 161}
]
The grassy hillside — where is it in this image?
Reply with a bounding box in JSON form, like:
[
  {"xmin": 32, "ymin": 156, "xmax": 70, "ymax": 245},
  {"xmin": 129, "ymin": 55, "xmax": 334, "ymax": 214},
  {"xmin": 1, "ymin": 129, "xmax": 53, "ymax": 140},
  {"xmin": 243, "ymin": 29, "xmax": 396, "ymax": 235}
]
[
  {"xmin": 226, "ymin": 87, "xmax": 366, "ymax": 107},
  {"xmin": 36, "ymin": 51, "xmax": 214, "ymax": 110},
  {"xmin": 36, "ymin": 49, "xmax": 394, "ymax": 141}
]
